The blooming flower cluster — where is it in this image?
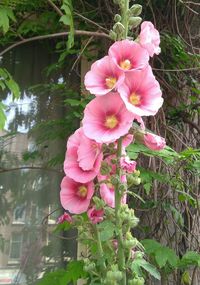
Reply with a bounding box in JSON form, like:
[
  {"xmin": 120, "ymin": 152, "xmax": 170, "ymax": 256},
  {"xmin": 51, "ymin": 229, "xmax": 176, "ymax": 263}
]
[{"xmin": 59, "ymin": 21, "xmax": 166, "ymax": 222}]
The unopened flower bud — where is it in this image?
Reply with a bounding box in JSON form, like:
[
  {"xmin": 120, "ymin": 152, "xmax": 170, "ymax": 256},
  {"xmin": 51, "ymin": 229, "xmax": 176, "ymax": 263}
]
[
  {"xmin": 128, "ymin": 277, "xmax": 145, "ymax": 285},
  {"xmin": 119, "ymin": 183, "xmax": 126, "ymax": 192},
  {"xmin": 100, "ymin": 161, "xmax": 112, "ymax": 175},
  {"xmin": 113, "ymin": 22, "xmax": 125, "ymax": 35},
  {"xmin": 93, "ymin": 197, "xmax": 105, "ymax": 209},
  {"xmin": 110, "ymin": 176, "xmax": 120, "ymax": 185},
  {"xmin": 130, "ymin": 4, "xmax": 143, "ymax": 16},
  {"xmin": 109, "ymin": 30, "xmax": 117, "ymax": 41},
  {"xmin": 110, "ymin": 158, "xmax": 117, "ymax": 164},
  {"xmin": 129, "ymin": 17, "xmax": 142, "ymax": 29},
  {"xmin": 106, "ymin": 270, "xmax": 123, "ymax": 282},
  {"xmin": 114, "ymin": 14, "xmax": 122, "ymax": 22},
  {"xmin": 134, "ymin": 170, "xmax": 140, "ymax": 177},
  {"xmin": 130, "ymin": 176, "xmax": 141, "ymax": 186},
  {"xmin": 134, "ymin": 251, "xmax": 144, "ymax": 259},
  {"xmin": 83, "ymin": 262, "xmax": 96, "ymax": 272},
  {"xmin": 124, "ymin": 238, "xmax": 138, "ymax": 249}
]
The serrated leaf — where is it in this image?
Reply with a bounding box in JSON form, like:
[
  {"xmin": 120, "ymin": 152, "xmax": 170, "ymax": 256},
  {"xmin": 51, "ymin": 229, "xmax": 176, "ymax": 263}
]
[
  {"xmin": 178, "ymin": 251, "xmax": 200, "ymax": 268},
  {"xmin": 128, "ymin": 143, "xmax": 179, "ymax": 164},
  {"xmin": 131, "ymin": 258, "xmax": 161, "ymax": 280},
  {"xmin": 141, "ymin": 239, "xmax": 161, "ymax": 254},
  {"xmin": 97, "ymin": 220, "xmax": 115, "ymax": 241},
  {"xmin": 66, "ymin": 260, "xmax": 88, "ymax": 283},
  {"xmin": 139, "ymin": 259, "xmax": 161, "ymax": 280}
]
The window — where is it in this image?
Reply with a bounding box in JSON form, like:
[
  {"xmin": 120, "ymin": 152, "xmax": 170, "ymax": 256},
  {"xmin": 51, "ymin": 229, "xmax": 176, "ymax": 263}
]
[
  {"xmin": 9, "ymin": 232, "xmax": 23, "ymax": 261},
  {"xmin": 12, "ymin": 205, "xmax": 26, "ymax": 224}
]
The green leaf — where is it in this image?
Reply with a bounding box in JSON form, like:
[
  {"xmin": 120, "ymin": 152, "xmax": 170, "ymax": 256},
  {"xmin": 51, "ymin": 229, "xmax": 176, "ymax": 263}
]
[
  {"xmin": 127, "ymin": 143, "xmax": 179, "ymax": 163},
  {"xmin": 0, "ymin": 7, "xmax": 16, "ymax": 34},
  {"xmin": 37, "ymin": 261, "xmax": 87, "ymax": 285},
  {"xmin": 66, "ymin": 260, "xmax": 88, "ymax": 283},
  {"xmin": 5, "ymin": 79, "xmax": 20, "ymax": 99},
  {"xmin": 178, "ymin": 251, "xmax": 200, "ymax": 269},
  {"xmin": 142, "ymin": 239, "xmax": 179, "ymax": 269},
  {"xmin": 53, "ymin": 221, "xmax": 72, "ymax": 233},
  {"xmin": 60, "ymin": 0, "xmax": 74, "ymax": 49},
  {"xmin": 139, "ymin": 259, "xmax": 161, "ymax": 280},
  {"xmin": 131, "ymin": 258, "xmax": 161, "ymax": 280},
  {"xmin": 141, "ymin": 239, "xmax": 161, "ymax": 255},
  {"xmin": 97, "ymin": 220, "xmax": 115, "ymax": 241},
  {"xmin": 0, "ymin": 102, "xmax": 6, "ymax": 130},
  {"xmin": 37, "ymin": 269, "xmax": 70, "ymax": 285}
]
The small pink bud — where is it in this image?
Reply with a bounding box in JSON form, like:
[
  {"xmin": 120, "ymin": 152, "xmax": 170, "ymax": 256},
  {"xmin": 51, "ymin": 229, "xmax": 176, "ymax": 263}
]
[
  {"xmin": 87, "ymin": 207, "xmax": 104, "ymax": 224},
  {"xmin": 57, "ymin": 212, "xmax": 72, "ymax": 224},
  {"xmin": 144, "ymin": 133, "xmax": 166, "ymax": 151}
]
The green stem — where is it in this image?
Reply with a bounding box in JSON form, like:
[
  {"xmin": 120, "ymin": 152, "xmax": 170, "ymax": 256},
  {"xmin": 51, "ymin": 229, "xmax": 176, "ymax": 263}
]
[
  {"xmin": 94, "ymin": 225, "xmax": 106, "ymax": 277},
  {"xmin": 121, "ymin": 0, "xmax": 129, "ymax": 39},
  {"xmin": 114, "ymin": 1, "xmax": 130, "ymax": 284},
  {"xmin": 115, "ymin": 137, "xmax": 126, "ymax": 285}
]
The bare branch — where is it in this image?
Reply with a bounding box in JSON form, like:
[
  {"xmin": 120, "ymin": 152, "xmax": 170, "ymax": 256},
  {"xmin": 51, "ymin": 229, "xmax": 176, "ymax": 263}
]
[
  {"xmin": 0, "ymin": 166, "xmax": 62, "ymax": 173},
  {"xmin": 0, "ymin": 30, "xmax": 110, "ymax": 56}
]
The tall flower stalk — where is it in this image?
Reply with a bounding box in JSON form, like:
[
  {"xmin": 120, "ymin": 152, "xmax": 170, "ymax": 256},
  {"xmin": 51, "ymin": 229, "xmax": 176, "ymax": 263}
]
[{"xmin": 59, "ymin": 0, "xmax": 165, "ymax": 284}]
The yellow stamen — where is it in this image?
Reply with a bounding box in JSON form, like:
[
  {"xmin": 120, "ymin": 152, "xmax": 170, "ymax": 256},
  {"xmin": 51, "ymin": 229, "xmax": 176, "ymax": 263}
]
[
  {"xmin": 105, "ymin": 77, "xmax": 117, "ymax": 89},
  {"xmin": 107, "ymin": 182, "xmax": 114, "ymax": 189},
  {"xmin": 119, "ymin": 59, "xmax": 132, "ymax": 70},
  {"xmin": 129, "ymin": 93, "xmax": 141, "ymax": 106},
  {"xmin": 78, "ymin": 186, "xmax": 88, "ymax": 198},
  {"xmin": 105, "ymin": 115, "xmax": 118, "ymax": 129}
]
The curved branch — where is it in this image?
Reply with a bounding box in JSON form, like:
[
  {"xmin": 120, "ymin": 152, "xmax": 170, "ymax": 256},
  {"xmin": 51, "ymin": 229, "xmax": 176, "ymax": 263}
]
[
  {"xmin": 0, "ymin": 30, "xmax": 110, "ymax": 56},
  {"xmin": 0, "ymin": 166, "xmax": 62, "ymax": 173},
  {"xmin": 47, "ymin": 0, "xmax": 109, "ymax": 32}
]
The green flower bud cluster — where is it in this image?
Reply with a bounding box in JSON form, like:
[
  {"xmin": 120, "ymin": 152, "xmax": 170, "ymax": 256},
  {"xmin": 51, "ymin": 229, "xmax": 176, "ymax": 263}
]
[
  {"xmin": 111, "ymin": 22, "xmax": 125, "ymax": 41},
  {"xmin": 119, "ymin": 205, "xmax": 139, "ymax": 227},
  {"xmin": 110, "ymin": 175, "xmax": 120, "ymax": 186},
  {"xmin": 123, "ymin": 236, "xmax": 138, "ymax": 249},
  {"xmin": 83, "ymin": 259, "xmax": 96, "ymax": 272},
  {"xmin": 134, "ymin": 251, "xmax": 144, "ymax": 259},
  {"xmin": 105, "ymin": 265, "xmax": 123, "ymax": 284},
  {"xmin": 127, "ymin": 170, "xmax": 141, "ymax": 187},
  {"xmin": 128, "ymin": 276, "xmax": 145, "ymax": 285},
  {"xmin": 93, "ymin": 196, "xmax": 105, "ymax": 209},
  {"xmin": 100, "ymin": 161, "xmax": 112, "ymax": 175},
  {"xmin": 128, "ymin": 4, "xmax": 142, "ymax": 29}
]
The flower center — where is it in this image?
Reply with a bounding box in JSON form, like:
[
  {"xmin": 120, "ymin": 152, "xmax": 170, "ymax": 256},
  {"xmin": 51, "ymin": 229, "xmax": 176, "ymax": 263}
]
[
  {"xmin": 105, "ymin": 77, "xmax": 117, "ymax": 89},
  {"xmin": 107, "ymin": 182, "xmax": 114, "ymax": 189},
  {"xmin": 105, "ymin": 115, "xmax": 118, "ymax": 129},
  {"xmin": 119, "ymin": 59, "xmax": 132, "ymax": 70},
  {"xmin": 78, "ymin": 186, "xmax": 88, "ymax": 198},
  {"xmin": 129, "ymin": 92, "xmax": 141, "ymax": 106}
]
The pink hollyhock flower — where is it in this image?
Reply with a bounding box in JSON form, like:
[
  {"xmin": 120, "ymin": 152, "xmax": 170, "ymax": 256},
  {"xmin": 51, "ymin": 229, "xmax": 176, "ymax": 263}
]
[
  {"xmin": 57, "ymin": 212, "xmax": 72, "ymax": 224},
  {"xmin": 64, "ymin": 128, "xmax": 103, "ymax": 183},
  {"xmin": 108, "ymin": 40, "xmax": 149, "ymax": 72},
  {"xmin": 114, "ymin": 134, "xmax": 134, "ymax": 150},
  {"xmin": 84, "ymin": 56, "xmax": 125, "ymax": 96},
  {"xmin": 139, "ymin": 21, "xmax": 161, "ymax": 57},
  {"xmin": 144, "ymin": 132, "xmax": 166, "ymax": 151},
  {"xmin": 98, "ymin": 155, "xmax": 127, "ymax": 208},
  {"xmin": 122, "ymin": 134, "xmax": 134, "ymax": 148},
  {"xmin": 87, "ymin": 207, "xmax": 104, "ymax": 224},
  {"xmin": 120, "ymin": 156, "xmax": 137, "ymax": 173},
  {"xmin": 82, "ymin": 92, "xmax": 138, "ymax": 143},
  {"xmin": 60, "ymin": 176, "xmax": 94, "ymax": 214},
  {"xmin": 118, "ymin": 65, "xmax": 163, "ymax": 116}
]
